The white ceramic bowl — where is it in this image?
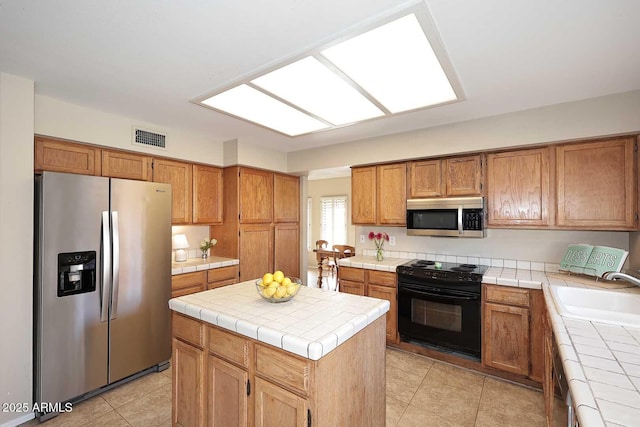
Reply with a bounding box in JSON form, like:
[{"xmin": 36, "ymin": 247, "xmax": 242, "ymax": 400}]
[{"xmin": 255, "ymin": 277, "xmax": 302, "ymax": 303}]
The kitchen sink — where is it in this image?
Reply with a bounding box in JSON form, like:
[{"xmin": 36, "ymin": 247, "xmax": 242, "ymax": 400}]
[{"xmin": 549, "ymin": 285, "xmax": 640, "ymax": 328}]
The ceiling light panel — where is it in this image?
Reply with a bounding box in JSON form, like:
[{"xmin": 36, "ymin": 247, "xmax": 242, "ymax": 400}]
[
  {"xmin": 251, "ymin": 56, "xmax": 384, "ymax": 126},
  {"xmin": 321, "ymin": 13, "xmax": 457, "ymax": 113},
  {"xmin": 201, "ymin": 84, "xmax": 329, "ymax": 136}
]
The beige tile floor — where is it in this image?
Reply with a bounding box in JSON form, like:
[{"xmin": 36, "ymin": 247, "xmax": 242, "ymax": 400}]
[{"xmin": 22, "ymin": 268, "xmax": 567, "ymax": 426}]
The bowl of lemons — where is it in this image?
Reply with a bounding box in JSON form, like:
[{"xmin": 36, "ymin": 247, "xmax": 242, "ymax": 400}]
[{"xmin": 256, "ymin": 270, "xmax": 302, "ymax": 303}]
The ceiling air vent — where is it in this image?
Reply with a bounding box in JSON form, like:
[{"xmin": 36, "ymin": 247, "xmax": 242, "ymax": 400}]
[{"xmin": 132, "ymin": 127, "xmax": 166, "ymax": 149}]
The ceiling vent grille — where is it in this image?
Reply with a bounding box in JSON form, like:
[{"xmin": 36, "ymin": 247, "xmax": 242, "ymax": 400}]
[{"xmin": 133, "ymin": 127, "xmax": 166, "ymax": 149}]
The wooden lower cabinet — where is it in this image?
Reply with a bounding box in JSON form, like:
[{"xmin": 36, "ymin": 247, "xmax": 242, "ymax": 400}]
[
  {"xmin": 207, "ymin": 265, "xmax": 239, "ymax": 290},
  {"xmin": 482, "ymin": 285, "xmax": 544, "ymax": 382},
  {"xmin": 339, "ymin": 267, "xmax": 397, "ymax": 343},
  {"xmin": 171, "ymin": 271, "xmax": 206, "ymax": 298},
  {"xmin": 172, "ymin": 312, "xmax": 385, "ymax": 427}
]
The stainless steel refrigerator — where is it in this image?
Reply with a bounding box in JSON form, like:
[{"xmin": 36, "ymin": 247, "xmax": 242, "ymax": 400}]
[{"xmin": 34, "ymin": 171, "xmax": 172, "ymax": 418}]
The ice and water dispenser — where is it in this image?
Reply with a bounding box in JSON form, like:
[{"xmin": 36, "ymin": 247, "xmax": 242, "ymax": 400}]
[{"xmin": 57, "ymin": 251, "xmax": 96, "ymax": 297}]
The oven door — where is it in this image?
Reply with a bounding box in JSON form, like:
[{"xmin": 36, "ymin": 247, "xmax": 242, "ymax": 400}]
[{"xmin": 398, "ymin": 282, "xmax": 481, "ymax": 358}]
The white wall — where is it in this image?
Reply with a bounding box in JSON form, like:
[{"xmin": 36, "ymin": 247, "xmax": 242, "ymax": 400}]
[
  {"xmin": 35, "ymin": 95, "xmax": 226, "ymax": 165},
  {"xmin": 306, "ymin": 177, "xmax": 355, "ymax": 267},
  {"xmin": 0, "ymin": 73, "xmax": 34, "ymax": 426},
  {"xmin": 224, "ymin": 138, "xmax": 288, "ymax": 171}
]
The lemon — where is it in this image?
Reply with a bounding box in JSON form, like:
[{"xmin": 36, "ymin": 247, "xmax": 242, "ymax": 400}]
[
  {"xmin": 262, "ymin": 273, "xmax": 274, "ymax": 286},
  {"xmin": 282, "ymin": 277, "xmax": 292, "ymax": 287},
  {"xmin": 286, "ymin": 283, "xmax": 299, "ymax": 296},
  {"xmin": 273, "ymin": 270, "xmax": 285, "ymax": 283},
  {"xmin": 264, "ymin": 285, "xmax": 277, "ymax": 297},
  {"xmin": 275, "ymin": 285, "xmax": 287, "ymax": 298}
]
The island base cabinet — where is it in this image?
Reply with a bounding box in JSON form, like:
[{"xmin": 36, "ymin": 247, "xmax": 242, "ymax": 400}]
[
  {"xmin": 254, "ymin": 377, "xmax": 309, "ymax": 427},
  {"xmin": 172, "ymin": 338, "xmax": 205, "ymax": 427},
  {"xmin": 208, "ymin": 356, "xmax": 248, "ymax": 427}
]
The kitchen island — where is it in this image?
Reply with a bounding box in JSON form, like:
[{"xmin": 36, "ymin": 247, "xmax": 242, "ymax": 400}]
[{"xmin": 168, "ymin": 280, "xmax": 389, "ymax": 426}]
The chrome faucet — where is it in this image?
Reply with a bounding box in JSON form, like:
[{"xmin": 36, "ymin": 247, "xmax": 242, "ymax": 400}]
[{"xmin": 602, "ymin": 271, "xmax": 640, "ymax": 287}]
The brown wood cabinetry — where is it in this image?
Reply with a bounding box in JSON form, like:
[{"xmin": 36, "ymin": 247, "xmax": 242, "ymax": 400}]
[
  {"xmin": 486, "ymin": 148, "xmax": 551, "ymax": 227},
  {"xmin": 172, "ymin": 312, "xmax": 385, "ymax": 427},
  {"xmin": 171, "ymin": 271, "xmax": 206, "ymax": 298},
  {"xmin": 207, "ymin": 265, "xmax": 239, "ymax": 290},
  {"xmin": 35, "ymin": 136, "xmax": 101, "ymax": 175},
  {"xmin": 339, "ymin": 267, "xmax": 397, "ymax": 343},
  {"xmin": 211, "ymin": 166, "xmax": 300, "ymax": 282},
  {"xmin": 408, "ymin": 155, "xmax": 482, "ymax": 198},
  {"xmin": 352, "ymin": 163, "xmax": 406, "ymax": 225},
  {"xmin": 192, "ymin": 164, "xmax": 223, "ymax": 224},
  {"xmin": 152, "ymin": 158, "xmax": 192, "ymax": 224},
  {"xmin": 101, "ymin": 149, "xmax": 151, "ymax": 181},
  {"xmin": 482, "ymin": 285, "xmax": 544, "ymax": 381},
  {"xmin": 556, "ymin": 137, "xmax": 637, "ymax": 229}
]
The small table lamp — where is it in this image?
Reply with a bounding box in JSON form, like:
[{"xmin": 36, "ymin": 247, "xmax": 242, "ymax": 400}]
[{"xmin": 172, "ymin": 234, "xmax": 189, "ymax": 262}]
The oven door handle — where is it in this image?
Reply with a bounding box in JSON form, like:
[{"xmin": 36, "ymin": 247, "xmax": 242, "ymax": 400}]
[{"xmin": 401, "ymin": 287, "xmax": 479, "ymax": 301}]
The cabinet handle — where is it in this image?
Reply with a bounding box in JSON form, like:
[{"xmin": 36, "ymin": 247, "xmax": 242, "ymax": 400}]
[
  {"xmin": 307, "ymin": 409, "xmax": 312, "ymax": 427},
  {"xmin": 246, "ymin": 379, "xmax": 250, "ymax": 396}
]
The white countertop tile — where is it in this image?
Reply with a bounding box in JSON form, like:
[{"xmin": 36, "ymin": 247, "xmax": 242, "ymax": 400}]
[
  {"xmin": 169, "ymin": 280, "xmax": 389, "ymax": 360},
  {"xmin": 171, "ymin": 256, "xmax": 239, "ymax": 275}
]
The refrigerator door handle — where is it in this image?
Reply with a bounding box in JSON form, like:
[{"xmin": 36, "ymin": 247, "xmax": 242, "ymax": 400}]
[
  {"xmin": 111, "ymin": 211, "xmax": 120, "ymax": 320},
  {"xmin": 101, "ymin": 211, "xmax": 111, "ymax": 322}
]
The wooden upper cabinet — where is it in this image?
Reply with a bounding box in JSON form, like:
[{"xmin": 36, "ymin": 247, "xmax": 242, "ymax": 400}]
[
  {"xmin": 377, "ymin": 163, "xmax": 406, "ymax": 225},
  {"xmin": 35, "ymin": 137, "xmax": 101, "ymax": 175},
  {"xmin": 408, "ymin": 160, "xmax": 442, "ymax": 198},
  {"xmin": 101, "ymin": 150, "xmax": 151, "ymax": 181},
  {"xmin": 445, "ymin": 155, "xmax": 482, "ymax": 196},
  {"xmin": 486, "ymin": 148, "xmax": 550, "ymax": 227},
  {"xmin": 408, "ymin": 155, "xmax": 482, "ymax": 198},
  {"xmin": 273, "ymin": 173, "xmax": 300, "ymax": 223},
  {"xmin": 556, "ymin": 137, "xmax": 637, "ymax": 229},
  {"xmin": 192, "ymin": 164, "xmax": 223, "ymax": 224},
  {"xmin": 239, "ymin": 168, "xmax": 273, "ymax": 224},
  {"xmin": 153, "ymin": 158, "xmax": 192, "ymax": 224},
  {"xmin": 351, "ymin": 166, "xmax": 377, "ymax": 224}
]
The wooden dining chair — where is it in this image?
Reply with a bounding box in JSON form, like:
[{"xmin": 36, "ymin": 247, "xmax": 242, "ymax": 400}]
[
  {"xmin": 332, "ymin": 245, "xmax": 355, "ymax": 284},
  {"xmin": 315, "ymin": 240, "xmax": 335, "ymax": 276}
]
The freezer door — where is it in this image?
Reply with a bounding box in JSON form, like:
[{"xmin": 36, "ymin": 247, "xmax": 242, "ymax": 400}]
[
  {"xmin": 35, "ymin": 172, "xmax": 109, "ymax": 405},
  {"xmin": 109, "ymin": 178, "xmax": 172, "ymax": 383}
]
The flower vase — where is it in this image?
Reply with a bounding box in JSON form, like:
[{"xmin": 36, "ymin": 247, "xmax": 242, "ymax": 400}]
[
  {"xmin": 201, "ymin": 251, "xmax": 208, "ymax": 259},
  {"xmin": 376, "ymin": 248, "xmax": 384, "ymax": 261}
]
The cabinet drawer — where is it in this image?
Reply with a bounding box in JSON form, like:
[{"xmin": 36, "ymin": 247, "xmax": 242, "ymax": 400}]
[
  {"xmin": 207, "ymin": 326, "xmax": 249, "ymax": 369},
  {"xmin": 339, "ymin": 266, "xmax": 365, "ymax": 282},
  {"xmin": 207, "ymin": 278, "xmax": 236, "ymax": 290},
  {"xmin": 368, "ymin": 270, "xmax": 396, "ymax": 287},
  {"xmin": 255, "ymin": 344, "xmax": 312, "ymax": 396},
  {"xmin": 172, "ymin": 271, "xmax": 206, "ymax": 291},
  {"xmin": 339, "ymin": 280, "xmax": 366, "ymax": 296},
  {"xmin": 484, "ymin": 285, "xmax": 530, "ymax": 307},
  {"xmin": 173, "ymin": 313, "xmax": 204, "ymax": 348},
  {"xmin": 207, "ymin": 265, "xmax": 238, "ymax": 283}
]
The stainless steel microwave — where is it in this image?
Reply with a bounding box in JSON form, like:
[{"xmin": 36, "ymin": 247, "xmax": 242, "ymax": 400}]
[{"xmin": 406, "ymin": 197, "xmax": 486, "ymax": 237}]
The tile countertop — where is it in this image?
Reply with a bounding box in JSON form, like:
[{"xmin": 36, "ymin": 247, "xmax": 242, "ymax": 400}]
[
  {"xmin": 338, "ymin": 255, "xmax": 410, "ymax": 271},
  {"xmin": 168, "ymin": 280, "xmax": 390, "ymax": 361},
  {"xmin": 171, "ymin": 256, "xmax": 239, "ymax": 275}
]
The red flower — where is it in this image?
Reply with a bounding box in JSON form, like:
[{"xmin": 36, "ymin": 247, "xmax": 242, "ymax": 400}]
[
  {"xmin": 368, "ymin": 231, "xmax": 375, "ymax": 240},
  {"xmin": 375, "ymin": 232, "xmax": 382, "ymax": 240}
]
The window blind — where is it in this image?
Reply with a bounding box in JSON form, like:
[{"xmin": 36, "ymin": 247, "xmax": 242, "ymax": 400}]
[{"xmin": 320, "ymin": 196, "xmax": 347, "ymax": 247}]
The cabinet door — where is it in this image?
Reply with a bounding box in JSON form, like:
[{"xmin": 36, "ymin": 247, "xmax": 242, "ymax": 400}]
[
  {"xmin": 528, "ymin": 290, "xmax": 546, "ymax": 383},
  {"xmin": 101, "ymin": 150, "xmax": 150, "ymax": 180},
  {"xmin": 339, "ymin": 280, "xmax": 365, "ymax": 296},
  {"xmin": 254, "ymin": 377, "xmax": 309, "ymax": 427},
  {"xmin": 367, "ymin": 284, "xmax": 397, "ymax": 343},
  {"xmin": 171, "ymin": 271, "xmax": 206, "ymax": 298},
  {"xmin": 377, "ymin": 163, "xmax": 407, "ymax": 225},
  {"xmin": 239, "ymin": 224, "xmax": 273, "ymax": 282},
  {"xmin": 483, "ymin": 302, "xmax": 530, "ymax": 376},
  {"xmin": 274, "ymin": 223, "xmax": 300, "ymax": 278},
  {"xmin": 34, "ymin": 137, "xmax": 101, "ymax": 175},
  {"xmin": 487, "ymin": 148, "xmax": 550, "ymax": 227},
  {"xmin": 207, "ymin": 355, "xmax": 248, "ymax": 427},
  {"xmin": 351, "ymin": 166, "xmax": 376, "ymax": 224},
  {"xmin": 556, "ymin": 137, "xmax": 636, "ymax": 229},
  {"xmin": 193, "ymin": 164, "xmax": 223, "ymax": 224},
  {"xmin": 445, "ymin": 155, "xmax": 482, "ymax": 196},
  {"xmin": 239, "ymin": 168, "xmax": 273, "ymax": 223},
  {"xmin": 408, "ymin": 159, "xmax": 442, "ymax": 198},
  {"xmin": 173, "ymin": 338, "xmax": 205, "ymax": 427},
  {"xmin": 274, "ymin": 173, "xmax": 300, "ymax": 223},
  {"xmin": 153, "ymin": 158, "xmax": 193, "ymax": 224}
]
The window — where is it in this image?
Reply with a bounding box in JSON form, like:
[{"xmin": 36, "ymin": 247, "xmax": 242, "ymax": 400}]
[{"xmin": 320, "ymin": 196, "xmax": 347, "ymax": 247}]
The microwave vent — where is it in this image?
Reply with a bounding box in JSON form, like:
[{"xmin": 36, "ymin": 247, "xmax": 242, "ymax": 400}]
[{"xmin": 132, "ymin": 127, "xmax": 166, "ymax": 149}]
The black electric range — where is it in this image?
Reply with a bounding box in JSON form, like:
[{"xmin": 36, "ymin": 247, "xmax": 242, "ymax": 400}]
[{"xmin": 396, "ymin": 259, "xmax": 489, "ymax": 293}]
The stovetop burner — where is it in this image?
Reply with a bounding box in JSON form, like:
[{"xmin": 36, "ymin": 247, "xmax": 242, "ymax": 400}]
[{"xmin": 396, "ymin": 259, "xmax": 489, "ymax": 285}]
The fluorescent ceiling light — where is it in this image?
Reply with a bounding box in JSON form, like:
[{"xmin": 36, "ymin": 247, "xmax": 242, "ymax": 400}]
[
  {"xmin": 251, "ymin": 56, "xmax": 384, "ymax": 125},
  {"xmin": 196, "ymin": 9, "xmax": 460, "ymax": 137},
  {"xmin": 321, "ymin": 14, "xmax": 457, "ymax": 114},
  {"xmin": 202, "ymin": 85, "xmax": 329, "ymax": 136}
]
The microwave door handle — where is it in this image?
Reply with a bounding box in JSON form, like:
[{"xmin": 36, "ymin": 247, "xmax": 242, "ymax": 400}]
[{"xmin": 458, "ymin": 208, "xmax": 463, "ymax": 235}]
